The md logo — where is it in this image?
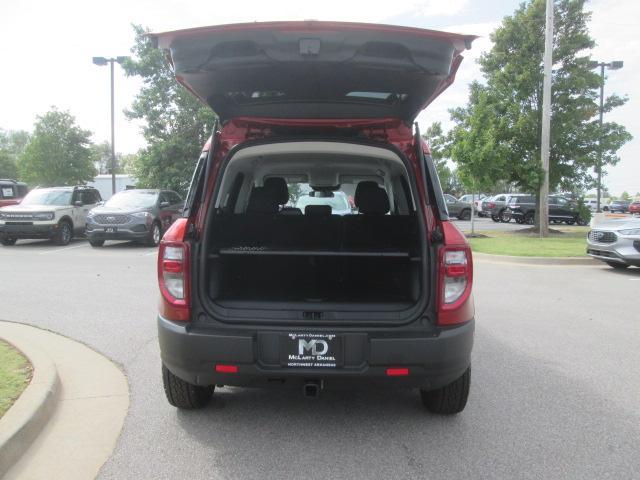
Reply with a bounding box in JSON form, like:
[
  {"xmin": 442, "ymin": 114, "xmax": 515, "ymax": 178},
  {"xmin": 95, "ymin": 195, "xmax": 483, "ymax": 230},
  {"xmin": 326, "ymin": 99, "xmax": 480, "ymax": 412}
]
[{"xmin": 298, "ymin": 339, "xmax": 329, "ymax": 356}]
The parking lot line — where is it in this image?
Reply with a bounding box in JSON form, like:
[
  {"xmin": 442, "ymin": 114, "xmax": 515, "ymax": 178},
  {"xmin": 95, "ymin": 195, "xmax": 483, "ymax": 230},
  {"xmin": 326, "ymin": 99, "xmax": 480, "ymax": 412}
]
[{"xmin": 38, "ymin": 243, "xmax": 90, "ymax": 255}]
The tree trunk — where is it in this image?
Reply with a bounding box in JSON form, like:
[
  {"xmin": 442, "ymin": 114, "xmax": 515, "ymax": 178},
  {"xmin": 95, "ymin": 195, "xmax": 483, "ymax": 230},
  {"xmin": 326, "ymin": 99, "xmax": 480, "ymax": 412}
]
[{"xmin": 470, "ymin": 192, "xmax": 476, "ymax": 235}]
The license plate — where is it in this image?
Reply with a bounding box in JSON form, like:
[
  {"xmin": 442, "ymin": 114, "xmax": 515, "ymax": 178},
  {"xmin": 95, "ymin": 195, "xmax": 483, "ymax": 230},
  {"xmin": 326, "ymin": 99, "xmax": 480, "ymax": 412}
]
[
  {"xmin": 105, "ymin": 227, "xmax": 117, "ymax": 233},
  {"xmin": 280, "ymin": 333, "xmax": 342, "ymax": 368}
]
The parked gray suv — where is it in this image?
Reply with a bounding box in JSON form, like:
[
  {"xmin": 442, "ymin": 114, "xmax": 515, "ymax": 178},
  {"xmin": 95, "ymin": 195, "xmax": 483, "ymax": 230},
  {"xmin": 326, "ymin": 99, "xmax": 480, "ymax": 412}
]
[{"xmin": 86, "ymin": 189, "xmax": 183, "ymax": 247}]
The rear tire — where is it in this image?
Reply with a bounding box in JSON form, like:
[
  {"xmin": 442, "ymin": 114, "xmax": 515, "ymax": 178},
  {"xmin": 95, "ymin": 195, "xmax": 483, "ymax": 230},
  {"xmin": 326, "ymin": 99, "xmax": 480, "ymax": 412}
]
[
  {"xmin": 1, "ymin": 237, "xmax": 17, "ymax": 246},
  {"xmin": 499, "ymin": 209, "xmax": 511, "ymax": 223},
  {"xmin": 524, "ymin": 212, "xmax": 535, "ymax": 225},
  {"xmin": 606, "ymin": 262, "xmax": 629, "ymax": 270},
  {"xmin": 147, "ymin": 221, "xmax": 162, "ymax": 247},
  {"xmin": 54, "ymin": 221, "xmax": 72, "ymax": 246},
  {"xmin": 421, "ymin": 367, "xmax": 470, "ymax": 415},
  {"xmin": 565, "ymin": 218, "xmax": 576, "ymax": 225},
  {"xmin": 89, "ymin": 239, "xmax": 105, "ymax": 247},
  {"xmin": 162, "ymin": 365, "xmax": 214, "ymax": 409},
  {"xmin": 458, "ymin": 209, "xmax": 471, "ymax": 221},
  {"xmin": 491, "ymin": 214, "xmax": 500, "ymax": 222}
]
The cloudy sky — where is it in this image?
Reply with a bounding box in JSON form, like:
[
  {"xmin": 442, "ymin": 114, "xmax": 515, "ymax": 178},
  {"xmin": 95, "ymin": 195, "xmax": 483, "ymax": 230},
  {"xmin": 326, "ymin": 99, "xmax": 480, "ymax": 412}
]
[{"xmin": 0, "ymin": 0, "xmax": 637, "ymax": 195}]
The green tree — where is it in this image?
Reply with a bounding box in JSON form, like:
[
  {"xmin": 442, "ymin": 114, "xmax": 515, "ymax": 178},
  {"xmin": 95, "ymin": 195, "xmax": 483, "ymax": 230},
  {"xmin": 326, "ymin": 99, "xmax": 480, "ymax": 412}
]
[
  {"xmin": 449, "ymin": 0, "xmax": 631, "ymax": 204},
  {"xmin": 122, "ymin": 25, "xmax": 217, "ymax": 194},
  {"xmin": 0, "ymin": 129, "xmax": 30, "ymax": 179},
  {"xmin": 448, "ymin": 85, "xmax": 512, "ymax": 195},
  {"xmin": 423, "ymin": 122, "xmax": 458, "ymax": 193},
  {"xmin": 620, "ymin": 191, "xmax": 630, "ymax": 201},
  {"xmin": 17, "ymin": 109, "xmax": 96, "ymax": 186}
]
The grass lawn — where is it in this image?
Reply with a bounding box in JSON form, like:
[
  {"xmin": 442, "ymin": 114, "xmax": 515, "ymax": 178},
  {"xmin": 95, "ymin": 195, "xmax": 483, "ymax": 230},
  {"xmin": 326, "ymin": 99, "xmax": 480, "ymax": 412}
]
[
  {"xmin": 467, "ymin": 227, "xmax": 590, "ymax": 257},
  {"xmin": 0, "ymin": 339, "xmax": 32, "ymax": 418}
]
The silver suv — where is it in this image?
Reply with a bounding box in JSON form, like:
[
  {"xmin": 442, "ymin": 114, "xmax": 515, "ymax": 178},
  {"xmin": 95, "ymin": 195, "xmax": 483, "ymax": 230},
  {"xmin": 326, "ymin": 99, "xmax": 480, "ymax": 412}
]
[
  {"xmin": 587, "ymin": 218, "xmax": 640, "ymax": 269},
  {"xmin": 0, "ymin": 186, "xmax": 101, "ymax": 246}
]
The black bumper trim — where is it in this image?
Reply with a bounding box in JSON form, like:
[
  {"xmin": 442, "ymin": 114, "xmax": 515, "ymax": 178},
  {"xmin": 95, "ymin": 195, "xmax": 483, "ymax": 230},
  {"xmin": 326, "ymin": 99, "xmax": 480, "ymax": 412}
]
[{"xmin": 158, "ymin": 315, "xmax": 474, "ymax": 390}]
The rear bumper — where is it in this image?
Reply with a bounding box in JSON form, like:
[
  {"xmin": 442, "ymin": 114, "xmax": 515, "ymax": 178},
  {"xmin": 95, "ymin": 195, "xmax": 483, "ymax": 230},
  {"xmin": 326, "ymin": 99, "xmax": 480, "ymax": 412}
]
[
  {"xmin": 0, "ymin": 223, "xmax": 56, "ymax": 239},
  {"xmin": 158, "ymin": 315, "xmax": 474, "ymax": 391}
]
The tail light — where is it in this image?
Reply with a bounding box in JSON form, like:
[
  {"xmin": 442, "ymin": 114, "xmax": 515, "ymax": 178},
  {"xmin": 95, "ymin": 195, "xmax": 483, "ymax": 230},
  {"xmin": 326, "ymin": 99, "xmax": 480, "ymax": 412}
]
[
  {"xmin": 158, "ymin": 219, "xmax": 190, "ymax": 321},
  {"xmin": 487, "ymin": 202, "xmax": 496, "ymax": 209},
  {"xmin": 437, "ymin": 222, "xmax": 474, "ymax": 326}
]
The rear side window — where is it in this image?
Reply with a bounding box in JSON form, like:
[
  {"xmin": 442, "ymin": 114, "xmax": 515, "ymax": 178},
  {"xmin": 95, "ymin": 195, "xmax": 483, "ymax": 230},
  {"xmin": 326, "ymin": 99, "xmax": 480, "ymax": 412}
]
[
  {"xmin": 1, "ymin": 186, "xmax": 15, "ymax": 199},
  {"xmin": 80, "ymin": 190, "xmax": 100, "ymax": 204},
  {"xmin": 168, "ymin": 192, "xmax": 183, "ymax": 205}
]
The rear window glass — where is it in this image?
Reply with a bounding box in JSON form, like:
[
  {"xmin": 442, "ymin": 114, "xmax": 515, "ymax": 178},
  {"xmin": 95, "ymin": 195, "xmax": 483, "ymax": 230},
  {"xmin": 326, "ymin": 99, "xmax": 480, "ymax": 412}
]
[
  {"xmin": 287, "ymin": 182, "xmax": 353, "ymax": 215},
  {"xmin": 1, "ymin": 186, "xmax": 15, "ymax": 198}
]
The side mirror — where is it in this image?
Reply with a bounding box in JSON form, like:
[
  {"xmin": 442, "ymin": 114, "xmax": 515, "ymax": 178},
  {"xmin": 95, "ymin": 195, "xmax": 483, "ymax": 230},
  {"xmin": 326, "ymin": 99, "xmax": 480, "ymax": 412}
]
[
  {"xmin": 74, "ymin": 200, "xmax": 83, "ymax": 207},
  {"xmin": 160, "ymin": 201, "xmax": 170, "ymax": 208},
  {"xmin": 97, "ymin": 201, "xmax": 105, "ymax": 206}
]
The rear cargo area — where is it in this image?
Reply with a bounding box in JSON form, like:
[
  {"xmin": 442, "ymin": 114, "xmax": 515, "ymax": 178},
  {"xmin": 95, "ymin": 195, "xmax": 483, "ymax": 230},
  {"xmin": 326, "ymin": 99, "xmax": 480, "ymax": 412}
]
[
  {"xmin": 207, "ymin": 213, "xmax": 421, "ymax": 309},
  {"xmin": 200, "ymin": 141, "xmax": 426, "ymax": 315}
]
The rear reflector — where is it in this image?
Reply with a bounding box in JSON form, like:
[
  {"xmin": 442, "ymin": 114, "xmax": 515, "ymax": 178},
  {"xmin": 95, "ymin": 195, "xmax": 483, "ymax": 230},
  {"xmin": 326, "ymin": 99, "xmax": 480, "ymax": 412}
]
[
  {"xmin": 215, "ymin": 364, "xmax": 238, "ymax": 373},
  {"xmin": 386, "ymin": 368, "xmax": 409, "ymax": 376}
]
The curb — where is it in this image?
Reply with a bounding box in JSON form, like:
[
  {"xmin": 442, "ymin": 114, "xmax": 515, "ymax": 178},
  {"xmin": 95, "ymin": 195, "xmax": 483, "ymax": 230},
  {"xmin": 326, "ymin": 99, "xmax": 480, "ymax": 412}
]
[
  {"xmin": 0, "ymin": 333, "xmax": 60, "ymax": 477},
  {"xmin": 473, "ymin": 252, "xmax": 597, "ymax": 266}
]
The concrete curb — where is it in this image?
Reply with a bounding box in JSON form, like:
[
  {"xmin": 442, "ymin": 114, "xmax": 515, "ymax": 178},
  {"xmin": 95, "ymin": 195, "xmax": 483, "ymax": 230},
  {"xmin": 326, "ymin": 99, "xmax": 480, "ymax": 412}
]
[
  {"xmin": 0, "ymin": 333, "xmax": 60, "ymax": 477},
  {"xmin": 473, "ymin": 251, "xmax": 597, "ymax": 266}
]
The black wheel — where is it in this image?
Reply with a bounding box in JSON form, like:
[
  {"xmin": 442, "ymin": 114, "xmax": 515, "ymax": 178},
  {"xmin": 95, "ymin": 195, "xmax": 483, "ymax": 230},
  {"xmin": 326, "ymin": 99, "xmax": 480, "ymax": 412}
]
[
  {"xmin": 524, "ymin": 212, "xmax": 535, "ymax": 225},
  {"xmin": 458, "ymin": 209, "xmax": 471, "ymax": 221},
  {"xmin": 421, "ymin": 367, "xmax": 470, "ymax": 415},
  {"xmin": 54, "ymin": 221, "xmax": 72, "ymax": 246},
  {"xmin": 499, "ymin": 209, "xmax": 511, "ymax": 223},
  {"xmin": 162, "ymin": 365, "xmax": 213, "ymax": 409},
  {"xmin": 491, "ymin": 214, "xmax": 500, "ymax": 222},
  {"xmin": 606, "ymin": 262, "xmax": 629, "ymax": 270},
  {"xmin": 89, "ymin": 239, "xmax": 105, "ymax": 247},
  {"xmin": 565, "ymin": 218, "xmax": 576, "ymax": 225},
  {"xmin": 1, "ymin": 237, "xmax": 17, "ymax": 246},
  {"xmin": 147, "ymin": 222, "xmax": 162, "ymax": 247}
]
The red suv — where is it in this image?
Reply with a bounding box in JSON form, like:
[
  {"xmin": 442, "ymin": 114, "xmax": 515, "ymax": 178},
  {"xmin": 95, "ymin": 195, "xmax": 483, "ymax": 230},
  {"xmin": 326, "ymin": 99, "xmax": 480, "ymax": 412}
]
[
  {"xmin": 0, "ymin": 179, "xmax": 28, "ymax": 208},
  {"xmin": 154, "ymin": 21, "xmax": 476, "ymax": 414}
]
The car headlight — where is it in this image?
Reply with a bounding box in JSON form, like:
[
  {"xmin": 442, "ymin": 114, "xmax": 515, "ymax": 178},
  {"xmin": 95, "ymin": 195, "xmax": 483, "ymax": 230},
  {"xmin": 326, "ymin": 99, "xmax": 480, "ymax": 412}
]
[
  {"xmin": 619, "ymin": 228, "xmax": 640, "ymax": 235},
  {"xmin": 33, "ymin": 212, "xmax": 55, "ymax": 221},
  {"xmin": 131, "ymin": 211, "xmax": 152, "ymax": 220}
]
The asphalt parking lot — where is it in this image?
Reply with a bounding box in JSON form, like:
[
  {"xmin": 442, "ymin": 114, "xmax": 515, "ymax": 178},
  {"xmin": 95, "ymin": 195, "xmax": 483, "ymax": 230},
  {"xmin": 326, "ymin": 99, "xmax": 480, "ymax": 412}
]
[{"xmin": 1, "ymin": 238, "xmax": 639, "ymax": 479}]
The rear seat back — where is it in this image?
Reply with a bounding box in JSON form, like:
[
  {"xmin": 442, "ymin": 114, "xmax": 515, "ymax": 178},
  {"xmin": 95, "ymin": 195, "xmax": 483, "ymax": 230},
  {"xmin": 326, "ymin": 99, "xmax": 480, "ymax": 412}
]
[{"xmin": 215, "ymin": 181, "xmax": 416, "ymax": 252}]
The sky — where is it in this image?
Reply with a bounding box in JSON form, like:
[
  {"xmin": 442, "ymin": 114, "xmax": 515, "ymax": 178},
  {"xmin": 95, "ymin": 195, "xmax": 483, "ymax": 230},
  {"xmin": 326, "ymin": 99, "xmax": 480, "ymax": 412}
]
[{"xmin": 0, "ymin": 0, "xmax": 637, "ymax": 196}]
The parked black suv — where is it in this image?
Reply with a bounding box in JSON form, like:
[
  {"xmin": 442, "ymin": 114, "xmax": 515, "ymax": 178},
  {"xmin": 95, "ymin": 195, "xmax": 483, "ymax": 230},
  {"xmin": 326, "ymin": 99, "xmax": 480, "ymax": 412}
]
[
  {"xmin": 154, "ymin": 21, "xmax": 475, "ymax": 414},
  {"xmin": 508, "ymin": 195, "xmax": 583, "ymax": 225}
]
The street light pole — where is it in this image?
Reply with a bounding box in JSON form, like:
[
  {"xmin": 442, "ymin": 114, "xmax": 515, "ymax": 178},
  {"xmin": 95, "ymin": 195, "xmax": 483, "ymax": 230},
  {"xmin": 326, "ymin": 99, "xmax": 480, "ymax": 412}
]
[
  {"xmin": 590, "ymin": 60, "xmax": 623, "ymax": 213},
  {"xmin": 110, "ymin": 59, "xmax": 115, "ymax": 195},
  {"xmin": 92, "ymin": 56, "xmax": 129, "ymax": 195}
]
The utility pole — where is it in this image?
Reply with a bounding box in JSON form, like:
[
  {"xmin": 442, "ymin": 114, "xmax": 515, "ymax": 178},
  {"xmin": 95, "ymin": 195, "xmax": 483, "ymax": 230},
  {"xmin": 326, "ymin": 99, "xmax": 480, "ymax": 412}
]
[
  {"xmin": 590, "ymin": 60, "xmax": 624, "ymax": 212},
  {"xmin": 539, "ymin": 0, "xmax": 554, "ymax": 238}
]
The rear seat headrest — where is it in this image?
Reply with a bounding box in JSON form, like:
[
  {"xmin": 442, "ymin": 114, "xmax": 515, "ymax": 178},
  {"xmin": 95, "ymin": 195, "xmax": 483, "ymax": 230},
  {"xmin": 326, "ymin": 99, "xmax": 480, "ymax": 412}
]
[
  {"xmin": 304, "ymin": 205, "xmax": 332, "ymax": 217},
  {"xmin": 280, "ymin": 207, "xmax": 303, "ymax": 215},
  {"xmin": 264, "ymin": 177, "xmax": 289, "ymax": 205},
  {"xmin": 355, "ymin": 181, "xmax": 390, "ymax": 215},
  {"xmin": 247, "ymin": 187, "xmax": 279, "ymax": 214}
]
